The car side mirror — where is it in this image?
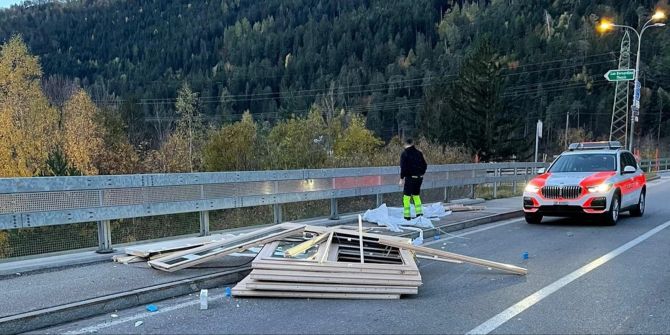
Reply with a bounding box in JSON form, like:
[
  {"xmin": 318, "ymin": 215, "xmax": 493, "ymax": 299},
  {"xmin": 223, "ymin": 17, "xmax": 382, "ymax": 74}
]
[
  {"xmin": 623, "ymin": 165, "xmax": 636, "ymax": 174},
  {"xmin": 537, "ymin": 168, "xmax": 545, "ymax": 174}
]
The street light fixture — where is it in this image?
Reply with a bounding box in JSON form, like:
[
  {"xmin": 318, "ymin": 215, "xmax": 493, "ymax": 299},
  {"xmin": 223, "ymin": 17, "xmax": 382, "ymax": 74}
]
[{"xmin": 598, "ymin": 10, "xmax": 667, "ymax": 151}]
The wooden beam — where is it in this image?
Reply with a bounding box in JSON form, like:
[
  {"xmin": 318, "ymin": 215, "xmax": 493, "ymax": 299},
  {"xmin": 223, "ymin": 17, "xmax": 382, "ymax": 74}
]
[
  {"xmin": 416, "ymin": 254, "xmax": 463, "ymax": 264},
  {"xmin": 284, "ymin": 230, "xmax": 332, "ymax": 258},
  {"xmin": 379, "ymin": 239, "xmax": 527, "ymax": 275},
  {"xmin": 148, "ymin": 224, "xmax": 305, "ymax": 272}
]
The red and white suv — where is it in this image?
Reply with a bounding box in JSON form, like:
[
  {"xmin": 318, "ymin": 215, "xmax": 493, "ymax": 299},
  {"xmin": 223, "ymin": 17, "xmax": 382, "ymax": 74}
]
[{"xmin": 523, "ymin": 141, "xmax": 646, "ymax": 225}]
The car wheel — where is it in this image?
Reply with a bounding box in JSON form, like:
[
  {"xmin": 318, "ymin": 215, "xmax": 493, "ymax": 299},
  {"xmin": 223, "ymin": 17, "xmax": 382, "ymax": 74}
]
[
  {"xmin": 603, "ymin": 194, "xmax": 620, "ymax": 226},
  {"xmin": 630, "ymin": 191, "xmax": 645, "ymax": 217},
  {"xmin": 525, "ymin": 213, "xmax": 542, "ymax": 224}
]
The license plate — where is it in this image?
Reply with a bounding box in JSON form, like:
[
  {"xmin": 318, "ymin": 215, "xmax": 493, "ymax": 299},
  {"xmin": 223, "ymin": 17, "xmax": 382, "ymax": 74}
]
[{"xmin": 554, "ymin": 201, "xmax": 568, "ymax": 206}]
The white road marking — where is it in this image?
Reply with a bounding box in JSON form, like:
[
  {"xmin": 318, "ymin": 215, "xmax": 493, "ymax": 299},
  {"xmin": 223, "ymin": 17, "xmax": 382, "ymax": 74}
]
[
  {"xmin": 466, "ymin": 219, "xmax": 670, "ymax": 335},
  {"xmin": 65, "ymin": 293, "xmax": 230, "ymax": 334}
]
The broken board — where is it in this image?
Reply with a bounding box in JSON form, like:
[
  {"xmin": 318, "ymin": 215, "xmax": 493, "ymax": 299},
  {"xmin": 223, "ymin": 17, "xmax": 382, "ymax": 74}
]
[{"xmin": 148, "ymin": 224, "xmax": 305, "ymax": 272}]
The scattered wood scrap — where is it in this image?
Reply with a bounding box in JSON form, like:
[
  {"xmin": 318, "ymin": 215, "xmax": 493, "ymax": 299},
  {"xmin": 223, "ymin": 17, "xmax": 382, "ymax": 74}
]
[
  {"xmin": 445, "ymin": 204, "xmax": 487, "ymax": 212},
  {"xmin": 232, "ymin": 234, "xmax": 422, "ymax": 299},
  {"xmin": 148, "ymin": 224, "xmax": 305, "ymax": 272},
  {"xmin": 124, "ymin": 234, "xmax": 230, "ymax": 258},
  {"xmin": 112, "ymin": 254, "xmax": 144, "ymax": 264},
  {"xmin": 112, "ymin": 220, "xmax": 526, "ymax": 300}
]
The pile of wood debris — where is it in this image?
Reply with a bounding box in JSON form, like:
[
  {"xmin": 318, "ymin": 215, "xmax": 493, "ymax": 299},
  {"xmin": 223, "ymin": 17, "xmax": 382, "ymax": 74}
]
[{"xmin": 116, "ymin": 220, "xmax": 526, "ymax": 299}]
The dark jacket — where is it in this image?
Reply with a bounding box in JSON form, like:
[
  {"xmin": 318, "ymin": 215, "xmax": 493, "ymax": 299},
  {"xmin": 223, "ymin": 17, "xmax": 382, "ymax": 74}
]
[{"xmin": 400, "ymin": 145, "xmax": 427, "ymax": 179}]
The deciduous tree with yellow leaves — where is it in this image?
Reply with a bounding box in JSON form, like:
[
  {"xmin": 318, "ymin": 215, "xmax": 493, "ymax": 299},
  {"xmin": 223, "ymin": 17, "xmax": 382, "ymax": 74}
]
[
  {"xmin": 0, "ymin": 35, "xmax": 58, "ymax": 177},
  {"xmin": 61, "ymin": 89, "xmax": 104, "ymax": 175}
]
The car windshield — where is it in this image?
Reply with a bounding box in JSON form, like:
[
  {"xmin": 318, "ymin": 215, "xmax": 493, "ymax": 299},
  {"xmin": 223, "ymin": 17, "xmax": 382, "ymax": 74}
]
[{"xmin": 549, "ymin": 154, "xmax": 616, "ymax": 173}]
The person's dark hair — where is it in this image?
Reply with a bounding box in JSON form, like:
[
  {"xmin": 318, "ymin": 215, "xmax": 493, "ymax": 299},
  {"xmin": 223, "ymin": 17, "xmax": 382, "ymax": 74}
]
[{"xmin": 404, "ymin": 138, "xmax": 414, "ymax": 145}]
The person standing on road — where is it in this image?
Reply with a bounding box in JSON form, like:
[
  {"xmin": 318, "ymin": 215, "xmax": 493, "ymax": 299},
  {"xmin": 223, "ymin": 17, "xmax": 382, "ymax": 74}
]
[{"xmin": 399, "ymin": 138, "xmax": 428, "ymax": 220}]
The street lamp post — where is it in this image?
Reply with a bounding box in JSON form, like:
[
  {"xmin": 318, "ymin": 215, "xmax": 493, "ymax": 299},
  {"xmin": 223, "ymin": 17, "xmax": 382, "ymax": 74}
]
[{"xmin": 598, "ymin": 11, "xmax": 667, "ymax": 152}]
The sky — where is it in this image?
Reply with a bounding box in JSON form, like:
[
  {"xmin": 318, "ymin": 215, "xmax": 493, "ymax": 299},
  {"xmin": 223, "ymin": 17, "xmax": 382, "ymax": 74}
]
[{"xmin": 0, "ymin": 0, "xmax": 21, "ymax": 8}]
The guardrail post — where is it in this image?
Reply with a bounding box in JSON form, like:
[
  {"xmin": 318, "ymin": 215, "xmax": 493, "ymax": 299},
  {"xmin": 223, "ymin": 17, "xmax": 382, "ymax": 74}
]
[
  {"xmin": 376, "ymin": 193, "xmax": 383, "ymax": 207},
  {"xmin": 492, "ymin": 168, "xmax": 498, "ymax": 198},
  {"xmin": 443, "ymin": 187, "xmax": 449, "ymax": 202},
  {"xmin": 512, "ymin": 168, "xmax": 517, "ymax": 194},
  {"xmin": 96, "ymin": 220, "xmax": 113, "ymax": 254},
  {"xmin": 329, "ymin": 198, "xmax": 339, "ymax": 220},
  {"xmin": 273, "ymin": 204, "xmax": 283, "ymax": 224},
  {"xmin": 272, "ymin": 180, "xmax": 283, "ymax": 224},
  {"xmin": 199, "ymin": 210, "xmax": 210, "ymax": 236},
  {"xmin": 470, "ymin": 169, "xmax": 476, "ymax": 199}
]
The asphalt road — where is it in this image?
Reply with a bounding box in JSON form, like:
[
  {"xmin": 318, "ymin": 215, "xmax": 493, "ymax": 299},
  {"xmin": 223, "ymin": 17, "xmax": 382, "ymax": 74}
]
[{"xmin": 36, "ymin": 176, "xmax": 670, "ymax": 334}]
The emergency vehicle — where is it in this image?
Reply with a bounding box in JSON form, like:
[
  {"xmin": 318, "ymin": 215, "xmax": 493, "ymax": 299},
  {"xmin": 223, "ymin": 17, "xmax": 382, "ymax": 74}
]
[{"xmin": 523, "ymin": 141, "xmax": 646, "ymax": 225}]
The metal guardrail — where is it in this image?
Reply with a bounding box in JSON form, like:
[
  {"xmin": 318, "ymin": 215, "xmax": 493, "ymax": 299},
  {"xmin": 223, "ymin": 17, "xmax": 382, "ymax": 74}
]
[
  {"xmin": 0, "ymin": 162, "xmax": 545, "ymax": 254},
  {"xmin": 639, "ymin": 158, "xmax": 670, "ymax": 173}
]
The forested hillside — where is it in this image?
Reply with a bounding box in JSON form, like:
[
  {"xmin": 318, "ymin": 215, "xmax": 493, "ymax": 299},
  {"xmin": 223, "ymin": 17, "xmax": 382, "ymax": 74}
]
[{"xmin": 1, "ymin": 0, "xmax": 669, "ymax": 170}]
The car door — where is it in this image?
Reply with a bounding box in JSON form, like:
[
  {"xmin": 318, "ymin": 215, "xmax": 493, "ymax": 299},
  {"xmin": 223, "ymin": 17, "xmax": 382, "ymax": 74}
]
[
  {"xmin": 620, "ymin": 152, "xmax": 640, "ymax": 207},
  {"xmin": 624, "ymin": 152, "xmax": 644, "ymax": 205},
  {"xmin": 616, "ymin": 153, "xmax": 630, "ymax": 207}
]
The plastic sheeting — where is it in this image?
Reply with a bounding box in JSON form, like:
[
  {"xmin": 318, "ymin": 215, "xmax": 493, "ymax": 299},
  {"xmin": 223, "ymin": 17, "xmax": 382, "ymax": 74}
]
[{"xmin": 362, "ymin": 203, "xmax": 451, "ymax": 233}]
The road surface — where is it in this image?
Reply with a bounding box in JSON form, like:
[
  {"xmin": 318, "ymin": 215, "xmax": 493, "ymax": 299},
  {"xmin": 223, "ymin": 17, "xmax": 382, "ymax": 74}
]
[{"xmin": 37, "ymin": 176, "xmax": 670, "ymax": 334}]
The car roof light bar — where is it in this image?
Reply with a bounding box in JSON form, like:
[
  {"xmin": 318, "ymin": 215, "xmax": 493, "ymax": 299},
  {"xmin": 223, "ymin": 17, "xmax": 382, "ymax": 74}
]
[{"xmin": 568, "ymin": 141, "xmax": 623, "ymax": 151}]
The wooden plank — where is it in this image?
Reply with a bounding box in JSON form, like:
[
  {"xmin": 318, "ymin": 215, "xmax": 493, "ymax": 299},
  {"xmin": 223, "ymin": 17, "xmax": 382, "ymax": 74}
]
[
  {"xmin": 416, "ymin": 254, "xmax": 463, "ymax": 264},
  {"xmin": 232, "ymin": 288, "xmax": 401, "ymax": 300},
  {"xmin": 124, "ymin": 234, "xmax": 228, "ymax": 257},
  {"xmin": 318, "ymin": 232, "xmax": 334, "ymax": 263},
  {"xmin": 244, "ymin": 280, "xmax": 418, "ymax": 295},
  {"xmin": 445, "ymin": 204, "xmax": 486, "ymax": 212},
  {"xmin": 380, "ymin": 239, "xmax": 528, "ymax": 275},
  {"xmin": 357, "ymin": 215, "xmax": 365, "ymax": 263},
  {"xmin": 249, "ymin": 273, "xmax": 422, "ymax": 287},
  {"xmin": 148, "ymin": 224, "xmax": 305, "ymax": 272},
  {"xmin": 250, "ymin": 261, "xmax": 417, "ymax": 275},
  {"xmin": 232, "ymin": 275, "xmax": 402, "ymax": 299},
  {"xmin": 250, "ymin": 269, "xmax": 421, "ymax": 281},
  {"xmin": 112, "ymin": 255, "xmax": 144, "ymax": 264},
  {"xmin": 284, "ymin": 230, "xmax": 331, "ymax": 258},
  {"xmin": 300, "ymin": 225, "xmax": 411, "ymax": 244}
]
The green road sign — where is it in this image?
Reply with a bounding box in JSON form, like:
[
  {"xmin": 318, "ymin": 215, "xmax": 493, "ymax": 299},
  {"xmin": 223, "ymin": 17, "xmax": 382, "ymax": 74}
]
[{"xmin": 604, "ymin": 69, "xmax": 635, "ymax": 81}]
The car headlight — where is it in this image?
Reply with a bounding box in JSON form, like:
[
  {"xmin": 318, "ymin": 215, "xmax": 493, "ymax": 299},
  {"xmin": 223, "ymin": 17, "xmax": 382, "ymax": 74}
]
[
  {"xmin": 587, "ymin": 183, "xmax": 612, "ymax": 193},
  {"xmin": 524, "ymin": 184, "xmax": 540, "ymax": 193}
]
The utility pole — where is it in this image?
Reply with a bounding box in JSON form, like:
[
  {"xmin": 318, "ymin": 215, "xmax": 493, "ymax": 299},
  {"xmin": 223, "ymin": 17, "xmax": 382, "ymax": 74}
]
[
  {"xmin": 609, "ymin": 31, "xmax": 631, "ymax": 146},
  {"xmin": 535, "ymin": 120, "xmax": 543, "ymax": 163},
  {"xmin": 565, "ymin": 111, "xmax": 570, "ymax": 149}
]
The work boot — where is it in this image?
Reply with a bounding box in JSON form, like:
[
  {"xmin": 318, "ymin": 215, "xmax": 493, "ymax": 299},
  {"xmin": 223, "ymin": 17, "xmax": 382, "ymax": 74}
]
[
  {"xmin": 416, "ymin": 213, "xmax": 423, "ymax": 217},
  {"xmin": 404, "ymin": 216, "xmax": 411, "ymax": 221}
]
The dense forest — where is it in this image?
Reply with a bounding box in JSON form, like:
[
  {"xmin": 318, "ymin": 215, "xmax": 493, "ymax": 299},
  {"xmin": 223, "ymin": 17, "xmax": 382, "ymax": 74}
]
[{"xmin": 1, "ymin": 0, "xmax": 670, "ymax": 173}]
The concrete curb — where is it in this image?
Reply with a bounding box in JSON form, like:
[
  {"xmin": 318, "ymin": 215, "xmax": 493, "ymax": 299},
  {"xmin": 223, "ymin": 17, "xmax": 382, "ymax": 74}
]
[{"xmin": 0, "ymin": 267, "xmax": 251, "ymax": 334}]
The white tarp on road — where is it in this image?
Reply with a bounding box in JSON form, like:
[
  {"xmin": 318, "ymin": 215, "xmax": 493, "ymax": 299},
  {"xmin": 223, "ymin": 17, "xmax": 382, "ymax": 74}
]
[{"xmin": 362, "ymin": 203, "xmax": 452, "ymax": 233}]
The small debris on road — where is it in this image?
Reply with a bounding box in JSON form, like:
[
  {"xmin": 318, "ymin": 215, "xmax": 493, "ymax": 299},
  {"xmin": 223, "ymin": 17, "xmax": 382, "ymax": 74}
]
[
  {"xmin": 110, "ymin": 314, "xmax": 119, "ymax": 318},
  {"xmin": 134, "ymin": 321, "xmax": 143, "ymax": 327},
  {"xmin": 146, "ymin": 304, "xmax": 158, "ymax": 312}
]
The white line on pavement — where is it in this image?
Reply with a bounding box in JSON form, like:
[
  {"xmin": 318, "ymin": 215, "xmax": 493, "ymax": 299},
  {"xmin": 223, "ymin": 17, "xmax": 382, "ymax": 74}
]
[
  {"xmin": 466, "ymin": 219, "xmax": 670, "ymax": 335},
  {"xmin": 65, "ymin": 293, "xmax": 230, "ymax": 334}
]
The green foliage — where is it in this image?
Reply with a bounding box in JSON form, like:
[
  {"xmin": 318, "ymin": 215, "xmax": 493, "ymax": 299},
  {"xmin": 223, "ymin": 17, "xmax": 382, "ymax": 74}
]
[
  {"xmin": 203, "ymin": 111, "xmax": 260, "ymax": 171},
  {"xmin": 449, "ymin": 39, "xmax": 526, "ymax": 161},
  {"xmin": 331, "ymin": 114, "xmax": 384, "ymax": 167},
  {"xmin": 41, "ymin": 146, "xmax": 81, "ymax": 177},
  {"xmin": 266, "ymin": 109, "xmax": 329, "ymax": 169}
]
